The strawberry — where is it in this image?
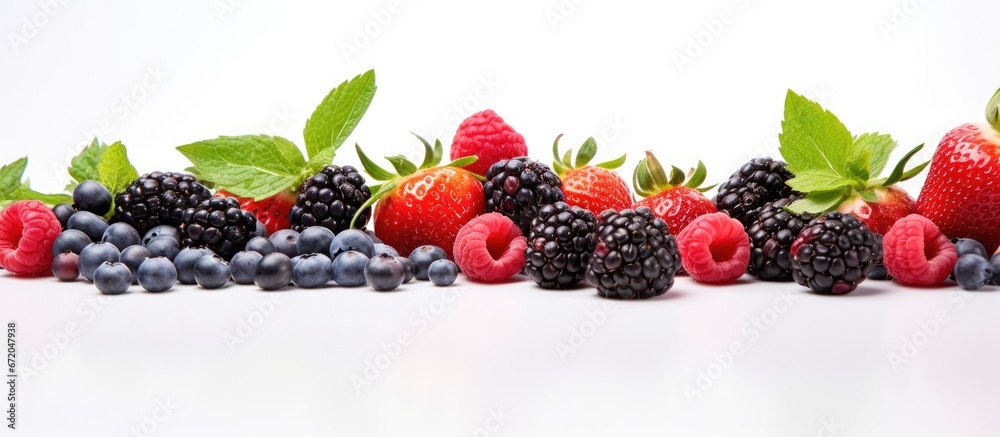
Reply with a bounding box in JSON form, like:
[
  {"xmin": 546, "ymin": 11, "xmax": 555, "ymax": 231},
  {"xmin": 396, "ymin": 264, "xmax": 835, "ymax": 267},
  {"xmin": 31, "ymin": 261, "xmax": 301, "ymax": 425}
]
[
  {"xmin": 917, "ymin": 88, "xmax": 1000, "ymax": 253},
  {"xmin": 551, "ymin": 135, "xmax": 630, "ymax": 218},
  {"xmin": 216, "ymin": 189, "xmax": 296, "ymax": 236},
  {"xmin": 355, "ymin": 135, "xmax": 486, "ymax": 258},
  {"xmin": 450, "ymin": 109, "xmax": 528, "ymax": 177},
  {"xmin": 777, "ymin": 90, "xmax": 927, "ymax": 234},
  {"xmin": 632, "ymin": 152, "xmax": 717, "ymax": 234}
]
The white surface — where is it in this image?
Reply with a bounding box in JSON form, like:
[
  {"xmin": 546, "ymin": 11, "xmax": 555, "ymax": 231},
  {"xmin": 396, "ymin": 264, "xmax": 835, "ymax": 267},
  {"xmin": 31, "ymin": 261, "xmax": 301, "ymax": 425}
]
[{"xmin": 3, "ymin": 0, "xmax": 1000, "ymax": 435}]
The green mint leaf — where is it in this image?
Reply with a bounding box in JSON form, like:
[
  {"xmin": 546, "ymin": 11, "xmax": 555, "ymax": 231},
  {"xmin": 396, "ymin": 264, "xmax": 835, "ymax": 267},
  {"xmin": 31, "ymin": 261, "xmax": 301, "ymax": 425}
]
[
  {"xmin": 303, "ymin": 70, "xmax": 377, "ymax": 171},
  {"xmin": 67, "ymin": 138, "xmax": 109, "ymax": 188},
  {"xmin": 97, "ymin": 142, "xmax": 139, "ymax": 198},
  {"xmin": 0, "ymin": 157, "xmax": 28, "ymax": 198},
  {"xmin": 786, "ymin": 169, "xmax": 853, "ymax": 193},
  {"xmin": 9, "ymin": 187, "xmax": 71, "ymax": 206},
  {"xmin": 846, "ymin": 148, "xmax": 871, "ymax": 181},
  {"xmin": 178, "ymin": 135, "xmax": 307, "ymax": 201},
  {"xmin": 779, "ymin": 90, "xmax": 854, "ymax": 181},
  {"xmin": 786, "ymin": 189, "xmax": 848, "ymax": 214},
  {"xmin": 858, "ymin": 189, "xmax": 879, "ymax": 203},
  {"xmin": 853, "ymin": 132, "xmax": 896, "ymax": 178}
]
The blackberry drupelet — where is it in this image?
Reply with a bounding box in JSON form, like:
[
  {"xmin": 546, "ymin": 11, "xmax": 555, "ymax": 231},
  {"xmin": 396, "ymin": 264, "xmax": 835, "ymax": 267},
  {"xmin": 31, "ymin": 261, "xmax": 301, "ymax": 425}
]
[
  {"xmin": 586, "ymin": 207, "xmax": 681, "ymax": 299},
  {"xmin": 715, "ymin": 158, "xmax": 797, "ymax": 226},
  {"xmin": 790, "ymin": 212, "xmax": 880, "ymax": 295},
  {"xmin": 483, "ymin": 157, "xmax": 565, "ymax": 235},
  {"xmin": 180, "ymin": 197, "xmax": 258, "ymax": 259},
  {"xmin": 288, "ymin": 165, "xmax": 372, "ymax": 233},
  {"xmin": 746, "ymin": 197, "xmax": 813, "ymax": 281},
  {"xmin": 111, "ymin": 172, "xmax": 212, "ymax": 234},
  {"xmin": 525, "ymin": 202, "xmax": 597, "ymax": 289}
]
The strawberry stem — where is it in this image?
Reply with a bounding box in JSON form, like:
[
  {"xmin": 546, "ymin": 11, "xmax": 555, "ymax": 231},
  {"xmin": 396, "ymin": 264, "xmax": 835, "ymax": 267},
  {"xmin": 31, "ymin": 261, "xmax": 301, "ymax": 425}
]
[{"xmin": 988, "ymin": 87, "xmax": 1000, "ymax": 132}]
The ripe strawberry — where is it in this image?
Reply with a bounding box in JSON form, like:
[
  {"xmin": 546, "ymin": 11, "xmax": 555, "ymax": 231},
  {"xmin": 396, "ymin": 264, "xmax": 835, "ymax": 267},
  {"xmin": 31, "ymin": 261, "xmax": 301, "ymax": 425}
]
[
  {"xmin": 216, "ymin": 189, "xmax": 296, "ymax": 236},
  {"xmin": 552, "ymin": 135, "xmax": 630, "ymax": 218},
  {"xmin": 918, "ymin": 88, "xmax": 1000, "ymax": 253},
  {"xmin": 451, "ymin": 109, "xmax": 528, "ymax": 177},
  {"xmin": 836, "ymin": 186, "xmax": 917, "ymax": 235},
  {"xmin": 632, "ymin": 152, "xmax": 717, "ymax": 234},
  {"xmin": 356, "ymin": 135, "xmax": 486, "ymax": 258}
]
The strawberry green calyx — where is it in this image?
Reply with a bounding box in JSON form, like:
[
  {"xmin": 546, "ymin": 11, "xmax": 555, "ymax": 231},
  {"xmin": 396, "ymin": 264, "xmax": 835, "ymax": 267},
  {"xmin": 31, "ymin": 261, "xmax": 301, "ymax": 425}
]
[
  {"xmin": 778, "ymin": 90, "xmax": 929, "ymax": 214},
  {"xmin": 987, "ymin": 87, "xmax": 1000, "ymax": 133},
  {"xmin": 551, "ymin": 134, "xmax": 627, "ymax": 176},
  {"xmin": 351, "ymin": 134, "xmax": 479, "ymax": 227},
  {"xmin": 633, "ymin": 151, "xmax": 714, "ymax": 198}
]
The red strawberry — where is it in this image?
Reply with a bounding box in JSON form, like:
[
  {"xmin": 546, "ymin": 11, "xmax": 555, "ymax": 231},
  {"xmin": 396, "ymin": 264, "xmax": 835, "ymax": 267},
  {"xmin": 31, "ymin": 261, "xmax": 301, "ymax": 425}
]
[
  {"xmin": 552, "ymin": 135, "xmax": 631, "ymax": 218},
  {"xmin": 216, "ymin": 189, "xmax": 296, "ymax": 236},
  {"xmin": 356, "ymin": 135, "xmax": 486, "ymax": 258},
  {"xmin": 451, "ymin": 109, "xmax": 528, "ymax": 177},
  {"xmin": 632, "ymin": 152, "xmax": 717, "ymax": 235},
  {"xmin": 918, "ymin": 88, "xmax": 1000, "ymax": 252},
  {"xmin": 836, "ymin": 186, "xmax": 917, "ymax": 235}
]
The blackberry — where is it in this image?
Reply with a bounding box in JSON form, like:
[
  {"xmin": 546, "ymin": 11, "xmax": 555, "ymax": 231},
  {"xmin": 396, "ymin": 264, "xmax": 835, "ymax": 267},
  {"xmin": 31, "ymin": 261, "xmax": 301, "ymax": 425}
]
[
  {"xmin": 525, "ymin": 201, "xmax": 597, "ymax": 289},
  {"xmin": 112, "ymin": 172, "xmax": 212, "ymax": 234},
  {"xmin": 746, "ymin": 197, "xmax": 813, "ymax": 281},
  {"xmin": 483, "ymin": 157, "xmax": 565, "ymax": 235},
  {"xmin": 288, "ymin": 165, "xmax": 372, "ymax": 233},
  {"xmin": 790, "ymin": 212, "xmax": 880, "ymax": 295},
  {"xmin": 715, "ymin": 158, "xmax": 797, "ymax": 225},
  {"xmin": 180, "ymin": 197, "xmax": 258, "ymax": 259},
  {"xmin": 586, "ymin": 207, "xmax": 681, "ymax": 299}
]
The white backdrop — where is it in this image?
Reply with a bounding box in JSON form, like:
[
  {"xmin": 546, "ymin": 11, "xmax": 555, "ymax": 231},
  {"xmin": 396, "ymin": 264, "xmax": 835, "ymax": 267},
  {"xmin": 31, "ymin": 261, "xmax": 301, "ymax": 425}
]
[{"xmin": 2, "ymin": 1, "xmax": 1000, "ymax": 436}]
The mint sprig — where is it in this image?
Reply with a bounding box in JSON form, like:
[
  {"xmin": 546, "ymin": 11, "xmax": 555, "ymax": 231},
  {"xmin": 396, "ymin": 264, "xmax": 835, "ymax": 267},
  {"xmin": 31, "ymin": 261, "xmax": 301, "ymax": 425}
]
[
  {"xmin": 179, "ymin": 70, "xmax": 377, "ymax": 201},
  {"xmin": 66, "ymin": 138, "xmax": 109, "ymax": 191},
  {"xmin": 778, "ymin": 90, "xmax": 928, "ymax": 214},
  {"xmin": 0, "ymin": 157, "xmax": 72, "ymax": 207}
]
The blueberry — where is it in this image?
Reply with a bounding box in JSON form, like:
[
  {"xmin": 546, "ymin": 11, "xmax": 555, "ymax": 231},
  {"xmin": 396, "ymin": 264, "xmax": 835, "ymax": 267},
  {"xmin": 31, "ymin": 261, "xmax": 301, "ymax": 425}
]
[
  {"xmin": 397, "ymin": 256, "xmax": 415, "ymax": 283},
  {"xmin": 330, "ymin": 229, "xmax": 374, "ymax": 259},
  {"xmin": 52, "ymin": 203, "xmax": 75, "ymax": 228},
  {"xmin": 51, "ymin": 229, "xmax": 92, "ymax": 257},
  {"xmin": 143, "ymin": 225, "xmax": 179, "ymax": 246},
  {"xmin": 373, "ymin": 243, "xmax": 400, "ymax": 257},
  {"xmin": 102, "ymin": 222, "xmax": 141, "ymax": 251},
  {"xmin": 251, "ymin": 220, "xmax": 268, "ymax": 238},
  {"xmin": 78, "ymin": 242, "xmax": 121, "ymax": 281},
  {"xmin": 94, "ymin": 262, "xmax": 131, "ymax": 295},
  {"xmin": 194, "ymin": 255, "xmax": 230, "ymax": 289},
  {"xmin": 254, "ymin": 253, "xmax": 293, "ymax": 291},
  {"xmin": 409, "ymin": 245, "xmax": 448, "ymax": 281},
  {"xmin": 954, "ymin": 254, "xmax": 992, "ymax": 290},
  {"xmin": 953, "ymin": 238, "xmax": 988, "ymax": 258},
  {"xmin": 332, "ymin": 251, "xmax": 369, "ymax": 287},
  {"xmin": 230, "ymin": 251, "xmax": 264, "ymax": 285},
  {"xmin": 428, "ymin": 259, "xmax": 458, "ymax": 286},
  {"xmin": 364, "ymin": 253, "xmax": 405, "ymax": 291},
  {"xmin": 297, "ymin": 227, "xmax": 335, "ymax": 255},
  {"xmin": 245, "ymin": 236, "xmax": 276, "ymax": 255},
  {"xmin": 991, "ymin": 253, "xmax": 1000, "ymax": 285},
  {"xmin": 146, "ymin": 237, "xmax": 180, "ymax": 261},
  {"xmin": 365, "ymin": 230, "xmax": 383, "ymax": 245},
  {"xmin": 269, "ymin": 229, "xmax": 300, "ymax": 258},
  {"xmin": 293, "ymin": 253, "xmax": 333, "ymax": 288},
  {"xmin": 137, "ymin": 257, "xmax": 177, "ymax": 293},
  {"xmin": 174, "ymin": 247, "xmax": 214, "ymax": 284},
  {"xmin": 67, "ymin": 211, "xmax": 108, "ymax": 242},
  {"xmin": 72, "ymin": 180, "xmax": 112, "ymax": 216},
  {"xmin": 119, "ymin": 245, "xmax": 152, "ymax": 279},
  {"xmin": 51, "ymin": 252, "xmax": 79, "ymax": 281}
]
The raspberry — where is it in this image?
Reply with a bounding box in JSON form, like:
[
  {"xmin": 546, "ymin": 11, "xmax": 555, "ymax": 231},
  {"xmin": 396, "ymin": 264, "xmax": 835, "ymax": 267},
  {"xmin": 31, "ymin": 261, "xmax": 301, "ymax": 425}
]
[
  {"xmin": 453, "ymin": 213, "xmax": 527, "ymax": 282},
  {"xmin": 450, "ymin": 109, "xmax": 528, "ymax": 177},
  {"xmin": 0, "ymin": 201, "xmax": 63, "ymax": 277},
  {"xmin": 677, "ymin": 212, "xmax": 751, "ymax": 283},
  {"xmin": 882, "ymin": 214, "xmax": 958, "ymax": 286}
]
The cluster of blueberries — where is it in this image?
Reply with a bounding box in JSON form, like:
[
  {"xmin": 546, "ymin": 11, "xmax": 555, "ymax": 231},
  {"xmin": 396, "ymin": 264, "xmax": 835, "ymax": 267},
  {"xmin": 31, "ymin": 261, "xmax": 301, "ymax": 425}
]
[
  {"xmin": 951, "ymin": 238, "xmax": 1000, "ymax": 291},
  {"xmin": 50, "ymin": 182, "xmax": 459, "ymax": 295}
]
